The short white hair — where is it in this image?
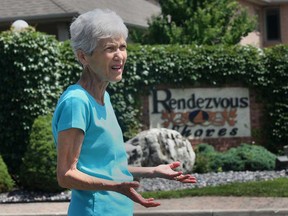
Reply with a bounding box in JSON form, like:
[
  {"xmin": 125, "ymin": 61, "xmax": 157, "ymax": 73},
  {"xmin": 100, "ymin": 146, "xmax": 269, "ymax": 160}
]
[{"xmin": 70, "ymin": 9, "xmax": 128, "ymax": 56}]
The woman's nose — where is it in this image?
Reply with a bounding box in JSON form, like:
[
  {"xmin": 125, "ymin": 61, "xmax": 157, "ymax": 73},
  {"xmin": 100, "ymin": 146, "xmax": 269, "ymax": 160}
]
[{"xmin": 114, "ymin": 49, "xmax": 123, "ymax": 59}]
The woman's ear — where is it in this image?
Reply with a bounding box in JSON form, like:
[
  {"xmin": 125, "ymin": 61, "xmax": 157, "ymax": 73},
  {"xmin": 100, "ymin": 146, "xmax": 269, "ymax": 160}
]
[{"xmin": 76, "ymin": 50, "xmax": 88, "ymax": 66}]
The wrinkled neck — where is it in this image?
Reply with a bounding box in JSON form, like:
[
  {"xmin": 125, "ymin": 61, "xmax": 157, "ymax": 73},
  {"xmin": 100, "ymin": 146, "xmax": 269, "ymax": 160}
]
[{"xmin": 77, "ymin": 68, "xmax": 109, "ymax": 105}]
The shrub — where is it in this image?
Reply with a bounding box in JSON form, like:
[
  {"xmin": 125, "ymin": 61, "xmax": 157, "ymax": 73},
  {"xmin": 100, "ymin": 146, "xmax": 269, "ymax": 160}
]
[
  {"xmin": 193, "ymin": 143, "xmax": 276, "ymax": 173},
  {"xmin": 0, "ymin": 28, "xmax": 62, "ymax": 175},
  {"xmin": 216, "ymin": 148, "xmax": 245, "ymax": 171},
  {"xmin": 224, "ymin": 144, "xmax": 276, "ymax": 171},
  {"xmin": 19, "ymin": 115, "xmax": 63, "ymax": 192},
  {"xmin": 193, "ymin": 154, "xmax": 211, "ymax": 174},
  {"xmin": 0, "ymin": 155, "xmax": 14, "ymax": 193},
  {"xmin": 195, "ymin": 143, "xmax": 215, "ymax": 154},
  {"xmin": 193, "ymin": 143, "xmax": 219, "ymax": 173}
]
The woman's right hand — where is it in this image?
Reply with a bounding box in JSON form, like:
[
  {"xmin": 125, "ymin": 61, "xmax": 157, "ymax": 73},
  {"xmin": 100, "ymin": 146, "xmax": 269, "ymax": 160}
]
[{"xmin": 115, "ymin": 181, "xmax": 160, "ymax": 208}]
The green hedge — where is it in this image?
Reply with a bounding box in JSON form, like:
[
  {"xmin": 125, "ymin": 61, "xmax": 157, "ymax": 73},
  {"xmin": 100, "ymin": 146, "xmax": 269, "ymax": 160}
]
[
  {"xmin": 0, "ymin": 155, "xmax": 14, "ymax": 193},
  {"xmin": 0, "ymin": 30, "xmax": 287, "ymax": 178},
  {"xmin": 262, "ymin": 46, "xmax": 288, "ymax": 151},
  {"xmin": 19, "ymin": 115, "xmax": 63, "ymax": 192},
  {"xmin": 0, "ymin": 28, "xmax": 63, "ymax": 176},
  {"xmin": 218, "ymin": 144, "xmax": 276, "ymax": 171}
]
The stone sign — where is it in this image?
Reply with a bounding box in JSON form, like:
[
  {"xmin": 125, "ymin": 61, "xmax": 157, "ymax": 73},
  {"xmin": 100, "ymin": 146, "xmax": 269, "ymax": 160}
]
[{"xmin": 149, "ymin": 87, "xmax": 251, "ymax": 139}]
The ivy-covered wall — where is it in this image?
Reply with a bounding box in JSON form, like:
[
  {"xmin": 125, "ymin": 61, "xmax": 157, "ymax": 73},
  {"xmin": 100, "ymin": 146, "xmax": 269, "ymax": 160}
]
[
  {"xmin": 0, "ymin": 30, "xmax": 287, "ymax": 175},
  {"xmin": 117, "ymin": 44, "xmax": 287, "ymax": 153}
]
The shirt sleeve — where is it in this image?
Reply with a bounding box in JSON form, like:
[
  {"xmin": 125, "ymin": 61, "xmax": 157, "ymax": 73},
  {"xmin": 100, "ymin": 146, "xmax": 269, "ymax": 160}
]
[{"xmin": 55, "ymin": 96, "xmax": 89, "ymax": 133}]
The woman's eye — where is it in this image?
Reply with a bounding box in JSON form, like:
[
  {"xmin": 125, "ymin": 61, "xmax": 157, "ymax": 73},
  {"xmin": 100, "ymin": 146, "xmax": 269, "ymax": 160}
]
[
  {"xmin": 105, "ymin": 44, "xmax": 126, "ymax": 52},
  {"xmin": 105, "ymin": 47, "xmax": 114, "ymax": 52},
  {"xmin": 120, "ymin": 45, "xmax": 127, "ymax": 51}
]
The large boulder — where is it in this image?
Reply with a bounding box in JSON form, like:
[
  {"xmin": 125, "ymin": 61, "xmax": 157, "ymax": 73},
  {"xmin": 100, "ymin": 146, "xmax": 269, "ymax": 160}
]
[{"xmin": 125, "ymin": 128, "xmax": 196, "ymax": 173}]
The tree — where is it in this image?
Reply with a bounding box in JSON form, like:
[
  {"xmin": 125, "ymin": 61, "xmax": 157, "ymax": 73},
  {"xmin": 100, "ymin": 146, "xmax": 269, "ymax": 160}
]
[{"xmin": 140, "ymin": 0, "xmax": 256, "ymax": 45}]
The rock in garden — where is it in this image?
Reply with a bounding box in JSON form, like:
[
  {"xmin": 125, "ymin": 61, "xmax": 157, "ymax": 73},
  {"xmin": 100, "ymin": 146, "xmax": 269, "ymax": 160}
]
[{"xmin": 125, "ymin": 128, "xmax": 195, "ymax": 173}]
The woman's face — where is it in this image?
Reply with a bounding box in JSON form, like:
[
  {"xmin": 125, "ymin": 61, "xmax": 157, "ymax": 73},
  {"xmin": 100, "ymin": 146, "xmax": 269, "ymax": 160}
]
[{"xmin": 85, "ymin": 36, "xmax": 127, "ymax": 83}]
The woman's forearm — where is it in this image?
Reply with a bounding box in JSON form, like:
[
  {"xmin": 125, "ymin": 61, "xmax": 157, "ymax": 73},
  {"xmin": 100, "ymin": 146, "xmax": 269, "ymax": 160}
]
[
  {"xmin": 128, "ymin": 166, "xmax": 156, "ymax": 179},
  {"xmin": 57, "ymin": 167, "xmax": 118, "ymax": 191}
]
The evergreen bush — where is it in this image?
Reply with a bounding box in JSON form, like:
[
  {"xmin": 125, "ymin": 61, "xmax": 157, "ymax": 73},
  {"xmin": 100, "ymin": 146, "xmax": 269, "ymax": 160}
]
[
  {"xmin": 193, "ymin": 143, "xmax": 218, "ymax": 173},
  {"xmin": 19, "ymin": 115, "xmax": 63, "ymax": 192},
  {"xmin": 195, "ymin": 143, "xmax": 215, "ymax": 154},
  {"xmin": 224, "ymin": 144, "xmax": 276, "ymax": 171},
  {"xmin": 193, "ymin": 143, "xmax": 276, "ymax": 173},
  {"xmin": 216, "ymin": 148, "xmax": 245, "ymax": 171},
  {"xmin": 0, "ymin": 155, "xmax": 14, "ymax": 193}
]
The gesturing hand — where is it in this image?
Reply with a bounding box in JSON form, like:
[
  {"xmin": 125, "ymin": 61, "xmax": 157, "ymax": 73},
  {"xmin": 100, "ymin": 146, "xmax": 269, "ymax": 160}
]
[
  {"xmin": 154, "ymin": 161, "xmax": 197, "ymax": 183},
  {"xmin": 115, "ymin": 181, "xmax": 160, "ymax": 208}
]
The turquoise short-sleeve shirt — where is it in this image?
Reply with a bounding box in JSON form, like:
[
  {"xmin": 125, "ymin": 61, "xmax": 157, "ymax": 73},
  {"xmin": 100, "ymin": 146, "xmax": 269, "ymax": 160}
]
[{"xmin": 52, "ymin": 84, "xmax": 134, "ymax": 216}]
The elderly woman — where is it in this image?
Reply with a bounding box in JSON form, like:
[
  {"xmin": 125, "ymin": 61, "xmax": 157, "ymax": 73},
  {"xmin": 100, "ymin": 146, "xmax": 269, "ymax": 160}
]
[{"xmin": 52, "ymin": 8, "xmax": 196, "ymax": 216}]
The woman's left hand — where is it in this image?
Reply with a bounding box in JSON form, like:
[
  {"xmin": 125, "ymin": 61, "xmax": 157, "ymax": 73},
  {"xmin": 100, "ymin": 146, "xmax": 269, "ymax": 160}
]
[{"xmin": 153, "ymin": 161, "xmax": 197, "ymax": 183}]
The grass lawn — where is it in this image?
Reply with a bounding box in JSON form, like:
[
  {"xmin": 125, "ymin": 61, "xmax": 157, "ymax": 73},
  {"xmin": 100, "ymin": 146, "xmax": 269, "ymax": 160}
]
[{"xmin": 141, "ymin": 177, "xmax": 288, "ymax": 199}]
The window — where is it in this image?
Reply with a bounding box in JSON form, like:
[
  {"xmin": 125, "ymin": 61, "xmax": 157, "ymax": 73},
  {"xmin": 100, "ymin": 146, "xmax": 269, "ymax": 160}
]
[{"xmin": 265, "ymin": 8, "xmax": 281, "ymax": 41}]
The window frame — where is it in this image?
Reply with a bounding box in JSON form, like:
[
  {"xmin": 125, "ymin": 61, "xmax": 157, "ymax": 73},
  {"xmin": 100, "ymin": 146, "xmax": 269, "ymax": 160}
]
[{"xmin": 264, "ymin": 7, "xmax": 281, "ymax": 42}]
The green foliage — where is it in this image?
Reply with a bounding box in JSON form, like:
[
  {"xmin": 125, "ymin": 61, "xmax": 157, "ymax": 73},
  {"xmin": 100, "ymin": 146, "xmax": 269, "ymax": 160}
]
[
  {"xmin": 217, "ymin": 144, "xmax": 276, "ymax": 171},
  {"xmin": 0, "ymin": 155, "xmax": 14, "ymax": 193},
  {"xmin": 19, "ymin": 115, "xmax": 63, "ymax": 192},
  {"xmin": 262, "ymin": 45, "xmax": 288, "ymax": 151},
  {"xmin": 140, "ymin": 0, "xmax": 256, "ymax": 45},
  {"xmin": 57, "ymin": 40, "xmax": 82, "ymax": 89},
  {"xmin": 194, "ymin": 143, "xmax": 215, "ymax": 154},
  {"xmin": 126, "ymin": 44, "xmax": 266, "ymax": 87},
  {"xmin": 193, "ymin": 144, "xmax": 276, "ymax": 173},
  {"xmin": 0, "ymin": 28, "xmax": 63, "ymax": 175},
  {"xmin": 193, "ymin": 144, "xmax": 217, "ymax": 173},
  {"xmin": 108, "ymin": 71, "xmax": 144, "ymax": 139}
]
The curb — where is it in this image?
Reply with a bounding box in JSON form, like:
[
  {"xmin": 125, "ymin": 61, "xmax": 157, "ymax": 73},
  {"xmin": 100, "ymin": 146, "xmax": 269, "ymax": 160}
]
[
  {"xmin": 2, "ymin": 209, "xmax": 288, "ymax": 216},
  {"xmin": 134, "ymin": 209, "xmax": 288, "ymax": 216}
]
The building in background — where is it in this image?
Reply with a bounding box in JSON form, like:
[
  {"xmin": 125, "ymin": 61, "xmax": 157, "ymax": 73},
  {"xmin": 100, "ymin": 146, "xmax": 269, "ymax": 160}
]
[
  {"xmin": 239, "ymin": 0, "xmax": 288, "ymax": 47},
  {"xmin": 0, "ymin": 0, "xmax": 160, "ymax": 41},
  {"xmin": 1, "ymin": 0, "xmax": 287, "ymax": 47}
]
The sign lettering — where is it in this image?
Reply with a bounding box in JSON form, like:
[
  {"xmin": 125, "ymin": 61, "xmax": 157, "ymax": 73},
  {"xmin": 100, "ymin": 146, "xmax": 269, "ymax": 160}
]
[{"xmin": 149, "ymin": 88, "xmax": 251, "ymax": 139}]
